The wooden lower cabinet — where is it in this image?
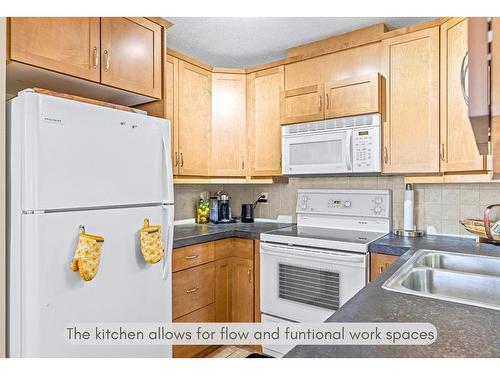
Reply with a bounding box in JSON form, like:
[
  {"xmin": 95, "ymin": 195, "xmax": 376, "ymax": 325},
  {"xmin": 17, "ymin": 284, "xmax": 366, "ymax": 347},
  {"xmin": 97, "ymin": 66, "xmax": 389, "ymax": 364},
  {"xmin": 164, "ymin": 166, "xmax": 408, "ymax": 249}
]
[
  {"xmin": 172, "ymin": 262, "xmax": 215, "ymax": 319},
  {"xmin": 172, "ymin": 238, "xmax": 258, "ymax": 357},
  {"xmin": 370, "ymin": 253, "xmax": 399, "ymax": 280},
  {"xmin": 231, "ymin": 258, "xmax": 254, "ymax": 322},
  {"xmin": 215, "ymin": 257, "xmax": 233, "ymax": 322},
  {"xmin": 173, "ymin": 304, "xmax": 216, "ymax": 358}
]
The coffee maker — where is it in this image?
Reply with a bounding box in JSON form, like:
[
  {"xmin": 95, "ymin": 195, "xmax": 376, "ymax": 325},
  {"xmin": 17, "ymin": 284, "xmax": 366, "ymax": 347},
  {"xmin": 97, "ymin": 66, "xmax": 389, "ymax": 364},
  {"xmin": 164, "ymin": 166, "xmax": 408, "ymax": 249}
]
[{"xmin": 210, "ymin": 190, "xmax": 236, "ymax": 224}]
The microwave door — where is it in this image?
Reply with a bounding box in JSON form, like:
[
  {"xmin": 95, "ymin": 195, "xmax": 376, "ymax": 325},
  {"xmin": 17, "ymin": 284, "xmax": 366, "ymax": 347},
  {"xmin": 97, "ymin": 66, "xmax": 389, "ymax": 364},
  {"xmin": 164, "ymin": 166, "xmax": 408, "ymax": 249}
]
[{"xmin": 282, "ymin": 130, "xmax": 352, "ymax": 175}]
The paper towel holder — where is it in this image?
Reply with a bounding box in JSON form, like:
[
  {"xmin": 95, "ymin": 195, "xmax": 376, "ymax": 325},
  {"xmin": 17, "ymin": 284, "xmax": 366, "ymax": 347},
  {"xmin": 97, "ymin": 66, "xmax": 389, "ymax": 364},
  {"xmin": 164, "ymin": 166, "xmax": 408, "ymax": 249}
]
[{"xmin": 394, "ymin": 183, "xmax": 425, "ymax": 237}]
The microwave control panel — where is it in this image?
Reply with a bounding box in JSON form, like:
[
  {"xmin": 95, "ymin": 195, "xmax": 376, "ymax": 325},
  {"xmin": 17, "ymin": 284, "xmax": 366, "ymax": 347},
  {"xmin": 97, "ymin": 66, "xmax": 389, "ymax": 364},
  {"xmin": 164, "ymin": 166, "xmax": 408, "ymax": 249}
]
[{"xmin": 352, "ymin": 126, "xmax": 381, "ymax": 173}]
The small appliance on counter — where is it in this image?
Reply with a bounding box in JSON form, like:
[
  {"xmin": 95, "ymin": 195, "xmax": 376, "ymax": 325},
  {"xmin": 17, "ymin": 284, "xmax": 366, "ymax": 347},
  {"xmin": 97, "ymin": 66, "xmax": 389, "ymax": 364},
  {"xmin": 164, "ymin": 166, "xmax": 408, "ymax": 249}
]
[
  {"xmin": 241, "ymin": 194, "xmax": 268, "ymax": 223},
  {"xmin": 394, "ymin": 184, "xmax": 425, "ymax": 237},
  {"xmin": 210, "ymin": 190, "xmax": 237, "ymax": 224}
]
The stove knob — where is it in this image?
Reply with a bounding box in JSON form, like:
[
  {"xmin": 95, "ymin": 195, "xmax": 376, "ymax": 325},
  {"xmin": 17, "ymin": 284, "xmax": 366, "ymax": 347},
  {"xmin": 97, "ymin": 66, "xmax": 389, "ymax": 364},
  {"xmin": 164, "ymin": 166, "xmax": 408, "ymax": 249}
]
[
  {"xmin": 375, "ymin": 197, "xmax": 383, "ymax": 204},
  {"xmin": 300, "ymin": 203, "xmax": 308, "ymax": 210},
  {"xmin": 344, "ymin": 200, "xmax": 351, "ymax": 208},
  {"xmin": 301, "ymin": 195, "xmax": 309, "ymax": 202},
  {"xmin": 374, "ymin": 206, "xmax": 382, "ymax": 214}
]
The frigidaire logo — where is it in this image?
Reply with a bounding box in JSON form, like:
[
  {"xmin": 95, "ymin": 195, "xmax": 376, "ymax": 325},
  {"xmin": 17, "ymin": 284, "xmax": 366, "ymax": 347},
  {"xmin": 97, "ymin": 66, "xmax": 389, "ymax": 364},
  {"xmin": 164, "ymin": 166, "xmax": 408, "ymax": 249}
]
[{"xmin": 43, "ymin": 117, "xmax": 63, "ymax": 125}]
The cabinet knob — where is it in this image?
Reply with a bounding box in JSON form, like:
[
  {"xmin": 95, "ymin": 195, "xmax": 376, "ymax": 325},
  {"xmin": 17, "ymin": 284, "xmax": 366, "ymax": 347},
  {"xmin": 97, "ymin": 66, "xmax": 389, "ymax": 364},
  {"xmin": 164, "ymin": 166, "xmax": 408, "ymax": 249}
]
[
  {"xmin": 185, "ymin": 254, "xmax": 199, "ymax": 260},
  {"xmin": 185, "ymin": 286, "xmax": 199, "ymax": 294},
  {"xmin": 248, "ymin": 268, "xmax": 252, "ymax": 283}
]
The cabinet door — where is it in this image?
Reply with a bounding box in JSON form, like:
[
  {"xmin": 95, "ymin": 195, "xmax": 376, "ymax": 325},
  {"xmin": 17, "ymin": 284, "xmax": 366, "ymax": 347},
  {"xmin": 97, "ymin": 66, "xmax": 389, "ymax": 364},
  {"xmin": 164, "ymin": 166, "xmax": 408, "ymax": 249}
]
[
  {"xmin": 231, "ymin": 258, "xmax": 255, "ymax": 322},
  {"xmin": 211, "ymin": 73, "xmax": 246, "ymax": 176},
  {"xmin": 441, "ymin": 18, "xmax": 487, "ymax": 172},
  {"xmin": 9, "ymin": 17, "xmax": 100, "ymax": 82},
  {"xmin": 381, "ymin": 27, "xmax": 440, "ymax": 173},
  {"xmin": 101, "ymin": 17, "xmax": 162, "ymax": 98},
  {"xmin": 136, "ymin": 55, "xmax": 179, "ymax": 173},
  {"xmin": 324, "ymin": 73, "xmax": 383, "ymax": 119},
  {"xmin": 178, "ymin": 61, "xmax": 212, "ymax": 176},
  {"xmin": 215, "ymin": 258, "xmax": 233, "ymax": 322},
  {"xmin": 370, "ymin": 253, "xmax": 399, "ymax": 280},
  {"xmin": 247, "ymin": 66, "xmax": 284, "ymax": 177},
  {"xmin": 280, "ymin": 84, "xmax": 324, "ymax": 125}
]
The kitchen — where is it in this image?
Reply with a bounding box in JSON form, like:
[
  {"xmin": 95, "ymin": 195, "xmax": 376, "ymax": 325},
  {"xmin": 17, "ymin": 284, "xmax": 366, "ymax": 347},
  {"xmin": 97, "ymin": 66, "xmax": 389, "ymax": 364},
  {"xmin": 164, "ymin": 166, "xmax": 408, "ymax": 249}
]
[{"xmin": 2, "ymin": 2, "xmax": 500, "ymax": 371}]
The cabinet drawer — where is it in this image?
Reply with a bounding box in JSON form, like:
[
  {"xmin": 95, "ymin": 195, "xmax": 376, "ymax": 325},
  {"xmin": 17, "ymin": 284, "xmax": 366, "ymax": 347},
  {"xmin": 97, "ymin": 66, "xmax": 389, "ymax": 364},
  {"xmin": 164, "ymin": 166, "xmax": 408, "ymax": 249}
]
[
  {"xmin": 173, "ymin": 304, "xmax": 215, "ymax": 358},
  {"xmin": 173, "ymin": 242, "xmax": 215, "ymax": 272},
  {"xmin": 173, "ymin": 263, "xmax": 215, "ymax": 319}
]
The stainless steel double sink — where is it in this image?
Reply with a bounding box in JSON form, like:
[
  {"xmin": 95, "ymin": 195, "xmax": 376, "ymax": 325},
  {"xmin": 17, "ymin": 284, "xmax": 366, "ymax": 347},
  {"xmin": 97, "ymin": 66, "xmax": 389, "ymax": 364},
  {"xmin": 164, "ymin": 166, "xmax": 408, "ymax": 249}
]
[{"xmin": 382, "ymin": 249, "xmax": 500, "ymax": 311}]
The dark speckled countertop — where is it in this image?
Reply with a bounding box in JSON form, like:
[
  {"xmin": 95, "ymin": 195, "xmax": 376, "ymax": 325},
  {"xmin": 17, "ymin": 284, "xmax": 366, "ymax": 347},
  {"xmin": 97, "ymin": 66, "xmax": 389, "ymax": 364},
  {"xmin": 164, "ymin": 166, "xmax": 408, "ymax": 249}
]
[
  {"xmin": 286, "ymin": 235, "xmax": 500, "ymax": 358},
  {"xmin": 173, "ymin": 221, "xmax": 294, "ymax": 249}
]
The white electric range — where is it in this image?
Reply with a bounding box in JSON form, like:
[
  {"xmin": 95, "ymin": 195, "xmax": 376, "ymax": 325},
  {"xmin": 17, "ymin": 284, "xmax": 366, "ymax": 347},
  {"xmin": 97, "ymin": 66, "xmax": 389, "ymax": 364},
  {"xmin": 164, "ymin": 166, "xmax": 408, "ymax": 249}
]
[{"xmin": 259, "ymin": 189, "xmax": 392, "ymax": 357}]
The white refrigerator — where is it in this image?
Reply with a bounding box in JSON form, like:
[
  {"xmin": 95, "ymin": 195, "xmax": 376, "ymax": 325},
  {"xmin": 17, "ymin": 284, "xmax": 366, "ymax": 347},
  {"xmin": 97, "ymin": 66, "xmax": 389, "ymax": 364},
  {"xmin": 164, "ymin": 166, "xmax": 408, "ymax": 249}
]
[{"xmin": 7, "ymin": 89, "xmax": 174, "ymax": 357}]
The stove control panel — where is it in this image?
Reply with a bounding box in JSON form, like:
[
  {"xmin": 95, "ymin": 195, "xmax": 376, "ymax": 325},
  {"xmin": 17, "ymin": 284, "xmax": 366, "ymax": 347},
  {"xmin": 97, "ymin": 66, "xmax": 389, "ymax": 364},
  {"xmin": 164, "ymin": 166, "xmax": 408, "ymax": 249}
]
[{"xmin": 296, "ymin": 189, "xmax": 391, "ymax": 218}]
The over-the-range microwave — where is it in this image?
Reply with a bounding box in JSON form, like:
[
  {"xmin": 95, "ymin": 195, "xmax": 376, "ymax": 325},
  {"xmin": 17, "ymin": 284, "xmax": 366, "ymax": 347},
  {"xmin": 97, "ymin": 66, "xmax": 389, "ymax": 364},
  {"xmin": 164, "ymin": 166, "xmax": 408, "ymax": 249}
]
[{"xmin": 281, "ymin": 113, "xmax": 381, "ymax": 175}]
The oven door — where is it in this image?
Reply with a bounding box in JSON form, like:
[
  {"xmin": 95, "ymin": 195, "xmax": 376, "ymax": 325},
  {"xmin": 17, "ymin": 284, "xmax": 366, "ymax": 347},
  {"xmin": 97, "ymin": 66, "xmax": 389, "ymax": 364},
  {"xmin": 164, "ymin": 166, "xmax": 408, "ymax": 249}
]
[
  {"xmin": 282, "ymin": 129, "xmax": 352, "ymax": 175},
  {"xmin": 260, "ymin": 242, "xmax": 367, "ymax": 323}
]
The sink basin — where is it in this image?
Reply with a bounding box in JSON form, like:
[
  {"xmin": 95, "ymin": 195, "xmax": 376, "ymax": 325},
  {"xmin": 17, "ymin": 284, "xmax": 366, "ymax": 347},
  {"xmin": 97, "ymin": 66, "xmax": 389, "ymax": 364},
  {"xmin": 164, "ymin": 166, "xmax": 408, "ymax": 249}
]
[
  {"xmin": 417, "ymin": 252, "xmax": 500, "ymax": 277},
  {"xmin": 383, "ymin": 249, "xmax": 500, "ymax": 311}
]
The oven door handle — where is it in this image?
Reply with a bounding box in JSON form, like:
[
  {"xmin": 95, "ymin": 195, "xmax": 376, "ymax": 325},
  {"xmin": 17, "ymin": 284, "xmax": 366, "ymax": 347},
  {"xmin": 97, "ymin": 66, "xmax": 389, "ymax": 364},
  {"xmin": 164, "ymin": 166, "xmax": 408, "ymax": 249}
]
[{"xmin": 260, "ymin": 243, "xmax": 366, "ymax": 263}]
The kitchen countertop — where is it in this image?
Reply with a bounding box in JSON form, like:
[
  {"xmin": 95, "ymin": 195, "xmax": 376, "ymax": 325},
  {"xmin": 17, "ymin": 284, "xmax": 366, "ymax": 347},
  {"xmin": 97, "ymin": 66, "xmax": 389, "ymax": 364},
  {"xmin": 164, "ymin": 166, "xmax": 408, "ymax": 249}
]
[
  {"xmin": 286, "ymin": 235, "xmax": 500, "ymax": 358},
  {"xmin": 173, "ymin": 221, "xmax": 294, "ymax": 249}
]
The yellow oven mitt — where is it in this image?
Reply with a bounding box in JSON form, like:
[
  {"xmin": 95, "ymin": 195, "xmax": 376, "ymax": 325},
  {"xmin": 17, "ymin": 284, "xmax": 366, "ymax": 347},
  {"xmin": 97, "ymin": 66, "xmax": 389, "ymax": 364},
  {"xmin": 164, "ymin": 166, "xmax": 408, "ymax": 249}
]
[
  {"xmin": 140, "ymin": 219, "xmax": 164, "ymax": 264},
  {"xmin": 71, "ymin": 227, "xmax": 104, "ymax": 282}
]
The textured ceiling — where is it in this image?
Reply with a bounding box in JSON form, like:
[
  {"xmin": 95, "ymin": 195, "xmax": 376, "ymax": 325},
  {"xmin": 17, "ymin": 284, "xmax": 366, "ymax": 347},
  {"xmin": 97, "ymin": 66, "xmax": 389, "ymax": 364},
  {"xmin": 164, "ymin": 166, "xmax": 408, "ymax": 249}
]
[{"xmin": 165, "ymin": 17, "xmax": 435, "ymax": 68}]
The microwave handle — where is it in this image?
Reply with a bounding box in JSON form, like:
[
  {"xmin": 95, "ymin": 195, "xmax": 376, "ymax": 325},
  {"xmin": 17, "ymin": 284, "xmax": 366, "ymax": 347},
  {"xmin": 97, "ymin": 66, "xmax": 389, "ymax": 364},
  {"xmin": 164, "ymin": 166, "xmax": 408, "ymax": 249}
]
[{"xmin": 345, "ymin": 131, "xmax": 353, "ymax": 171}]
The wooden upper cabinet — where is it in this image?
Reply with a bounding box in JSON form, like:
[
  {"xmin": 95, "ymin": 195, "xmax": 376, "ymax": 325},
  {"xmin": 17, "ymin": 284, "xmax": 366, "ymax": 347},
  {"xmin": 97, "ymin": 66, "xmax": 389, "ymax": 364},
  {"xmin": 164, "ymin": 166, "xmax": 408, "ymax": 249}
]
[
  {"xmin": 211, "ymin": 73, "xmax": 246, "ymax": 176},
  {"xmin": 9, "ymin": 17, "xmax": 101, "ymax": 82},
  {"xmin": 324, "ymin": 73, "xmax": 383, "ymax": 119},
  {"xmin": 247, "ymin": 66, "xmax": 284, "ymax": 177},
  {"xmin": 100, "ymin": 17, "xmax": 162, "ymax": 98},
  {"xmin": 440, "ymin": 18, "xmax": 488, "ymax": 172},
  {"xmin": 178, "ymin": 60, "xmax": 212, "ymax": 176},
  {"xmin": 381, "ymin": 27, "xmax": 440, "ymax": 174},
  {"xmin": 280, "ymin": 84, "xmax": 324, "ymax": 125}
]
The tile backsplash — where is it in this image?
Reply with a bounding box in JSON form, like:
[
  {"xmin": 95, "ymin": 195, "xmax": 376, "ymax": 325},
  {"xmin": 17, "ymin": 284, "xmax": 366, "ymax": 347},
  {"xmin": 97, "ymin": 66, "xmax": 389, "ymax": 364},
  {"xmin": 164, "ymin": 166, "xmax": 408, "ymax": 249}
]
[{"xmin": 174, "ymin": 176, "xmax": 500, "ymax": 237}]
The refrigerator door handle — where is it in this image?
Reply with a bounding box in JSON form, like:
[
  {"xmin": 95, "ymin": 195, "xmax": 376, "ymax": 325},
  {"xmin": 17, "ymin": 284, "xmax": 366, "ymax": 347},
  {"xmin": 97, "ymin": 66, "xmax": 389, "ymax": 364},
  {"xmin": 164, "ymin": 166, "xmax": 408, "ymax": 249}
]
[
  {"xmin": 162, "ymin": 205, "xmax": 174, "ymax": 280},
  {"xmin": 162, "ymin": 123, "xmax": 174, "ymax": 204}
]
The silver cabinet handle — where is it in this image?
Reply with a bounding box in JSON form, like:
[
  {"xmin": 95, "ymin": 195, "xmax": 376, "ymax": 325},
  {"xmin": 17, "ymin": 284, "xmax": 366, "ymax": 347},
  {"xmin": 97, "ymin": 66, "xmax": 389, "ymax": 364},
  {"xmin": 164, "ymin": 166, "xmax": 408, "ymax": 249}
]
[
  {"xmin": 248, "ymin": 268, "xmax": 252, "ymax": 284},
  {"xmin": 92, "ymin": 46, "xmax": 99, "ymax": 69},
  {"xmin": 326, "ymin": 93, "xmax": 330, "ymax": 110},
  {"xmin": 186, "ymin": 287, "xmax": 199, "ymax": 294},
  {"xmin": 241, "ymin": 156, "xmax": 245, "ymax": 170},
  {"xmin": 440, "ymin": 143, "xmax": 445, "ymax": 162},
  {"xmin": 180, "ymin": 152, "xmax": 184, "ymax": 167},
  {"xmin": 318, "ymin": 95, "xmax": 322, "ymax": 111},
  {"xmin": 174, "ymin": 152, "xmax": 179, "ymax": 167},
  {"xmin": 384, "ymin": 146, "xmax": 388, "ymax": 164},
  {"xmin": 185, "ymin": 254, "xmax": 199, "ymax": 260},
  {"xmin": 460, "ymin": 51, "xmax": 469, "ymax": 106},
  {"xmin": 103, "ymin": 50, "xmax": 110, "ymax": 72}
]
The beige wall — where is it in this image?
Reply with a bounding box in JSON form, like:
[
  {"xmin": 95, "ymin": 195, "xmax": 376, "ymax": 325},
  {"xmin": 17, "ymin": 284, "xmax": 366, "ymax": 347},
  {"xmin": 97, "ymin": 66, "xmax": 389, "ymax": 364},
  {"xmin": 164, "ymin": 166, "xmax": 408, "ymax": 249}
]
[
  {"xmin": 175, "ymin": 176, "xmax": 500, "ymax": 237},
  {"xmin": 0, "ymin": 17, "xmax": 6, "ymax": 358}
]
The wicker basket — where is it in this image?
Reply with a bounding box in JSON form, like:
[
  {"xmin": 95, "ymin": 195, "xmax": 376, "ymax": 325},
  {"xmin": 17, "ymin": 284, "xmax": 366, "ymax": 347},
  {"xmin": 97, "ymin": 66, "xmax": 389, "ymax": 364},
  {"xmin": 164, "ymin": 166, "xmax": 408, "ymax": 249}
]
[{"xmin": 460, "ymin": 204, "xmax": 500, "ymax": 244}]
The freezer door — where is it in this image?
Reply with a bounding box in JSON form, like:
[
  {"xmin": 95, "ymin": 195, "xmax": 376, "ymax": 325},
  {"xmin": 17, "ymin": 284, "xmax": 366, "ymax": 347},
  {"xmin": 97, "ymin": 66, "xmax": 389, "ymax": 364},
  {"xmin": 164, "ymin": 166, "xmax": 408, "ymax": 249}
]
[
  {"xmin": 12, "ymin": 91, "xmax": 173, "ymax": 211},
  {"xmin": 9, "ymin": 205, "xmax": 173, "ymax": 357}
]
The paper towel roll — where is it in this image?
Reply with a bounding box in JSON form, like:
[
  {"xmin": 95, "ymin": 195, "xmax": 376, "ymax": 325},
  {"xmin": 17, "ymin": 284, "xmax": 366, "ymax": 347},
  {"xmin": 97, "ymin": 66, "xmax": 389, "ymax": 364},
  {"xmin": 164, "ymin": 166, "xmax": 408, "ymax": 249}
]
[{"xmin": 403, "ymin": 184, "xmax": 414, "ymax": 231}]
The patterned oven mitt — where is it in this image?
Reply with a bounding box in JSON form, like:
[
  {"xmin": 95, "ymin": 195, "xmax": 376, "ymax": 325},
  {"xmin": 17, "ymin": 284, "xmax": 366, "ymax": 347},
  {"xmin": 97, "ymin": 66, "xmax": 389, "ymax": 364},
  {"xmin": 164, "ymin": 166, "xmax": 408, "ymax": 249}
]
[
  {"xmin": 140, "ymin": 219, "xmax": 164, "ymax": 264},
  {"xmin": 71, "ymin": 227, "xmax": 104, "ymax": 282}
]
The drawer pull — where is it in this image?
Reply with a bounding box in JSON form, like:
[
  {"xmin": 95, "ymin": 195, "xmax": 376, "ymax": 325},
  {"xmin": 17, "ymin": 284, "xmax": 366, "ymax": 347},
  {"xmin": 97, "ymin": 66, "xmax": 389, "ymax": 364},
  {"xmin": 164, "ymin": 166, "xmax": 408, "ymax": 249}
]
[
  {"xmin": 185, "ymin": 254, "xmax": 199, "ymax": 260},
  {"xmin": 186, "ymin": 287, "xmax": 199, "ymax": 294}
]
